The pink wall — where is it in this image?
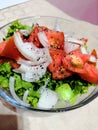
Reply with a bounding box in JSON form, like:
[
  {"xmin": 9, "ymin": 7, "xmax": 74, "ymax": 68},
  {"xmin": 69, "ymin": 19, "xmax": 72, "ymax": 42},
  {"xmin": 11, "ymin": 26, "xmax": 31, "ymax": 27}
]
[{"xmin": 48, "ymin": 0, "xmax": 98, "ymax": 25}]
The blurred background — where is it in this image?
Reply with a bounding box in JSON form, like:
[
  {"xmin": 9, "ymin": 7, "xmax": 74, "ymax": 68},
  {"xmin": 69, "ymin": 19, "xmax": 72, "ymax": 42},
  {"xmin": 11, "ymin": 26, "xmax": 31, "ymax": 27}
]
[{"xmin": 48, "ymin": 0, "xmax": 98, "ymax": 25}]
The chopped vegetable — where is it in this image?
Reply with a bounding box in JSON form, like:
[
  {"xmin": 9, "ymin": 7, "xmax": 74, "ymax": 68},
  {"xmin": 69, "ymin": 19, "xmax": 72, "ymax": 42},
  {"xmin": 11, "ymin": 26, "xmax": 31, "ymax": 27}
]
[
  {"xmin": 37, "ymin": 88, "xmax": 59, "ymax": 109},
  {"xmin": 55, "ymin": 83, "xmax": 73, "ymax": 101}
]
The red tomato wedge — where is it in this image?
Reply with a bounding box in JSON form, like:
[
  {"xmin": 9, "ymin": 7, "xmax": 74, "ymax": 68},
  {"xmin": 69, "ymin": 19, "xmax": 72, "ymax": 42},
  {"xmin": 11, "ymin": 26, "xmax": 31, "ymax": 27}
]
[
  {"xmin": 62, "ymin": 50, "xmax": 89, "ymax": 73},
  {"xmin": 48, "ymin": 49, "xmax": 72, "ymax": 79},
  {"xmin": 0, "ymin": 40, "xmax": 8, "ymax": 54},
  {"xmin": 45, "ymin": 29, "xmax": 64, "ymax": 49},
  {"xmin": 28, "ymin": 26, "xmax": 47, "ymax": 48},
  {"xmin": 28, "ymin": 26, "xmax": 64, "ymax": 49},
  {"xmin": 79, "ymin": 63, "xmax": 98, "ymax": 84},
  {"xmin": 0, "ymin": 36, "xmax": 25, "ymax": 61},
  {"xmin": 48, "ymin": 49, "xmax": 64, "ymax": 73}
]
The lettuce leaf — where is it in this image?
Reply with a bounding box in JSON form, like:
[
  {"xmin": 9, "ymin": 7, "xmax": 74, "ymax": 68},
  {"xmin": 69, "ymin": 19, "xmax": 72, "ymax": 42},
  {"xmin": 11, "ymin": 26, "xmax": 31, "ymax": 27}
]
[{"xmin": 3, "ymin": 20, "xmax": 31, "ymax": 40}]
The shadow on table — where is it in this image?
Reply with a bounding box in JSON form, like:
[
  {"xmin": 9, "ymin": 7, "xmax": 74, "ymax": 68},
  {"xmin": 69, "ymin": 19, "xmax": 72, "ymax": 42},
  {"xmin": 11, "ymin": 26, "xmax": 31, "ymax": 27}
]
[{"xmin": 0, "ymin": 115, "xmax": 18, "ymax": 130}]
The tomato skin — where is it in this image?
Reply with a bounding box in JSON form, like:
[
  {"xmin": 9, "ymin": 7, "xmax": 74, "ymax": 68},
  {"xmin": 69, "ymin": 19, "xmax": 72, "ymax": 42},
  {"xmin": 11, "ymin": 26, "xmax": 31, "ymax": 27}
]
[
  {"xmin": 0, "ymin": 40, "xmax": 8, "ymax": 54},
  {"xmin": 79, "ymin": 63, "xmax": 98, "ymax": 84},
  {"xmin": 0, "ymin": 36, "xmax": 25, "ymax": 61}
]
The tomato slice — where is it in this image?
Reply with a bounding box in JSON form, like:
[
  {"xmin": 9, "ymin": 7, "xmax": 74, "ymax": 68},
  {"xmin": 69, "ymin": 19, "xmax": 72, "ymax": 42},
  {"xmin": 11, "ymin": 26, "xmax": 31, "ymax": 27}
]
[
  {"xmin": 52, "ymin": 66, "xmax": 72, "ymax": 80},
  {"xmin": 62, "ymin": 50, "xmax": 90, "ymax": 73},
  {"xmin": 0, "ymin": 40, "xmax": 8, "ymax": 54},
  {"xmin": 48, "ymin": 49, "xmax": 72, "ymax": 79},
  {"xmin": 0, "ymin": 36, "xmax": 25, "ymax": 61},
  {"xmin": 45, "ymin": 29, "xmax": 64, "ymax": 49},
  {"xmin": 28, "ymin": 26, "xmax": 65, "ymax": 49},
  {"xmin": 48, "ymin": 49, "xmax": 64, "ymax": 73},
  {"xmin": 79, "ymin": 63, "xmax": 98, "ymax": 84},
  {"xmin": 71, "ymin": 50, "xmax": 89, "ymax": 63},
  {"xmin": 28, "ymin": 26, "xmax": 47, "ymax": 48}
]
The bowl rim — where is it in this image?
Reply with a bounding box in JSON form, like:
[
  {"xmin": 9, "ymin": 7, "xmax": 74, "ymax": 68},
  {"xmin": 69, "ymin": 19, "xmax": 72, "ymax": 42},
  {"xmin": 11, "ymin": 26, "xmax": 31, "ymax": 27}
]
[
  {"xmin": 0, "ymin": 89, "xmax": 98, "ymax": 113},
  {"xmin": 0, "ymin": 15, "xmax": 98, "ymax": 113},
  {"xmin": 0, "ymin": 15, "xmax": 77, "ymax": 30}
]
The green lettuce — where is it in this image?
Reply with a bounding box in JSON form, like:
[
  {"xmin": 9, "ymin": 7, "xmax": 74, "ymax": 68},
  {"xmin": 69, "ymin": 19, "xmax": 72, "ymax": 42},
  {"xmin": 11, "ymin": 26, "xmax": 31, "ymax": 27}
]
[{"xmin": 3, "ymin": 20, "xmax": 31, "ymax": 40}]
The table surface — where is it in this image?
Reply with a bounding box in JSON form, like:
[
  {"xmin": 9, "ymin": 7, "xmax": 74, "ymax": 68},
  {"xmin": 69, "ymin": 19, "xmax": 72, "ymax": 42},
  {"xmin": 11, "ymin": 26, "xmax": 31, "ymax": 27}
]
[{"xmin": 0, "ymin": 0, "xmax": 98, "ymax": 130}]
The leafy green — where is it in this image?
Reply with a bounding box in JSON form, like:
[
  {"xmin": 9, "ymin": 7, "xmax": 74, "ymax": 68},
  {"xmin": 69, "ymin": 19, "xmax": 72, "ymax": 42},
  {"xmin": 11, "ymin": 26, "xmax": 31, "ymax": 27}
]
[
  {"xmin": 13, "ymin": 73, "xmax": 41, "ymax": 107},
  {"xmin": 3, "ymin": 20, "xmax": 31, "ymax": 40},
  {"xmin": 55, "ymin": 83, "xmax": 74, "ymax": 101},
  {"xmin": 0, "ymin": 62, "xmax": 40, "ymax": 107},
  {"xmin": 62, "ymin": 74, "xmax": 94, "ymax": 95},
  {"xmin": 0, "ymin": 62, "xmax": 12, "ymax": 89},
  {"xmin": 26, "ymin": 89, "xmax": 40, "ymax": 107},
  {"xmin": 0, "ymin": 76, "xmax": 9, "ymax": 89},
  {"xmin": 0, "ymin": 62, "xmax": 12, "ymax": 78}
]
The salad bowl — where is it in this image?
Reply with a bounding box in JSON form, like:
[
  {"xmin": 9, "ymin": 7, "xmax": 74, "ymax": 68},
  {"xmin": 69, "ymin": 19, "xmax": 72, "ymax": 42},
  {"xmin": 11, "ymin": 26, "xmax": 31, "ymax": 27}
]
[{"xmin": 0, "ymin": 16, "xmax": 98, "ymax": 116}]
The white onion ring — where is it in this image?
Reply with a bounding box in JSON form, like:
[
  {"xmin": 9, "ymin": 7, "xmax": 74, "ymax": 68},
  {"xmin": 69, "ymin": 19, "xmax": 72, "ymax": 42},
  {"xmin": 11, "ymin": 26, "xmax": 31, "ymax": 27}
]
[
  {"xmin": 38, "ymin": 31, "xmax": 49, "ymax": 48},
  {"xmin": 9, "ymin": 77, "xmax": 30, "ymax": 106},
  {"xmin": 23, "ymin": 90, "xmax": 29, "ymax": 103},
  {"xmin": 66, "ymin": 37, "xmax": 84, "ymax": 45},
  {"xmin": 13, "ymin": 62, "xmax": 49, "ymax": 82},
  {"xmin": 14, "ymin": 32, "xmax": 52, "ymax": 64}
]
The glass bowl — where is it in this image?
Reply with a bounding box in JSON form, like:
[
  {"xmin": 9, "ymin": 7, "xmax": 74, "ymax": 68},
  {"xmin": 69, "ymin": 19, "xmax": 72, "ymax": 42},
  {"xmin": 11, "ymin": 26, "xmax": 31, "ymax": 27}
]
[{"xmin": 0, "ymin": 16, "xmax": 98, "ymax": 116}]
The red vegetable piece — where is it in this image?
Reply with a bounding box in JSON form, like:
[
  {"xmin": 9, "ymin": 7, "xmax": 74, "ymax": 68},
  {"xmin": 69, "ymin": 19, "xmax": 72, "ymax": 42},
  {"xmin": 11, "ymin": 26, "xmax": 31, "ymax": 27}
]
[
  {"xmin": 0, "ymin": 36, "xmax": 25, "ymax": 61},
  {"xmin": 79, "ymin": 63, "xmax": 98, "ymax": 84},
  {"xmin": 45, "ymin": 29, "xmax": 64, "ymax": 49},
  {"xmin": 48, "ymin": 49, "xmax": 64, "ymax": 73}
]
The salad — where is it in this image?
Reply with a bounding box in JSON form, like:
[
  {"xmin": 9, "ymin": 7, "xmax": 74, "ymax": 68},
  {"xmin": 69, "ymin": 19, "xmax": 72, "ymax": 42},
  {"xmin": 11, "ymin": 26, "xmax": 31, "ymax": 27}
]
[{"xmin": 0, "ymin": 20, "xmax": 98, "ymax": 109}]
